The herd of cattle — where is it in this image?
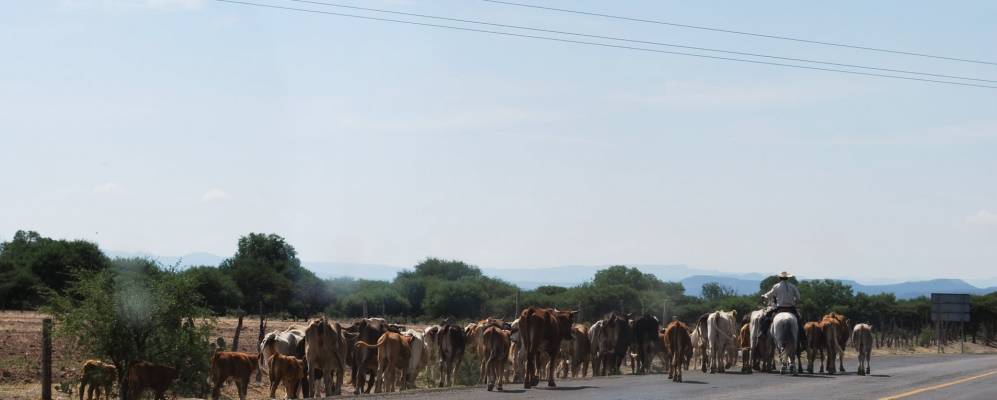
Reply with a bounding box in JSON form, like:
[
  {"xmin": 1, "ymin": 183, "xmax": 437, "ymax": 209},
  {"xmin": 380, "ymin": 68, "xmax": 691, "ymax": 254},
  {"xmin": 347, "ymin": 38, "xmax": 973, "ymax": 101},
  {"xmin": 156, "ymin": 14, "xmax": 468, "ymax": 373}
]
[{"xmin": 75, "ymin": 307, "xmax": 876, "ymax": 400}]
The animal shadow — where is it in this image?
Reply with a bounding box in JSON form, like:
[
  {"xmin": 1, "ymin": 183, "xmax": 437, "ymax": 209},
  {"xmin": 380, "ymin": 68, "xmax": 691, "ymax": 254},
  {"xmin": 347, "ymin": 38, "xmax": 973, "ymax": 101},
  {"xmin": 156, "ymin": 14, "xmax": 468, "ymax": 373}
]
[
  {"xmin": 541, "ymin": 385, "xmax": 597, "ymax": 391},
  {"xmin": 680, "ymin": 380, "xmax": 708, "ymax": 384}
]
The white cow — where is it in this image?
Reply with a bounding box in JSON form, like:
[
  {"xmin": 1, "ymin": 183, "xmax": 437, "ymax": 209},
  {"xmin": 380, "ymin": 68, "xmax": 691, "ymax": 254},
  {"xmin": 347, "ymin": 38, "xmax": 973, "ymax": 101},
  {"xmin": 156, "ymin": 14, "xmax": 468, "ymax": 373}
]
[
  {"xmin": 852, "ymin": 324, "xmax": 873, "ymax": 376},
  {"xmin": 707, "ymin": 310, "xmax": 738, "ymax": 374}
]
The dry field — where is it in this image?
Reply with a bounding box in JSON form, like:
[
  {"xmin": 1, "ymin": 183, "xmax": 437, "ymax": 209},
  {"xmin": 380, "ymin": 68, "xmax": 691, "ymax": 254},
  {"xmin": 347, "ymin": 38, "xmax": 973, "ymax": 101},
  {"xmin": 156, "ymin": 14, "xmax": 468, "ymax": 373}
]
[
  {"xmin": 1, "ymin": 310, "xmax": 992, "ymax": 399},
  {"xmin": 0, "ymin": 311, "xmax": 430, "ymax": 400}
]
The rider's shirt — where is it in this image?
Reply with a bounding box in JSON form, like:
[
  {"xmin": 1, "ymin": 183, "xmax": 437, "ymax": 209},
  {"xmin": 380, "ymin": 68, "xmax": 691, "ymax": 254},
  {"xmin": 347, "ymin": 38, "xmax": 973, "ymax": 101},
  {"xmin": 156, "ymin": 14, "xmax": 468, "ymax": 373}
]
[{"xmin": 762, "ymin": 281, "xmax": 801, "ymax": 308}]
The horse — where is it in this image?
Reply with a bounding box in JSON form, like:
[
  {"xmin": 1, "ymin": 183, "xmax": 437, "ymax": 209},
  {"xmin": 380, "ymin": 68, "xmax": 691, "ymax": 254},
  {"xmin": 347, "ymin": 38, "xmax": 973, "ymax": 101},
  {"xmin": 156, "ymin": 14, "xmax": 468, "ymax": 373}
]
[{"xmin": 770, "ymin": 312, "xmax": 799, "ymax": 375}]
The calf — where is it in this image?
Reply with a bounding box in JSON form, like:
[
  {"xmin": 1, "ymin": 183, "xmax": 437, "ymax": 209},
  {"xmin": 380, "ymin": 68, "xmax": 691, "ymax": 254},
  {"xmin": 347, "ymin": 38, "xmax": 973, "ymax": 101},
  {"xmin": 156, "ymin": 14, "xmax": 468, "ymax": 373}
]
[
  {"xmin": 355, "ymin": 331, "xmax": 413, "ymax": 393},
  {"xmin": 803, "ymin": 321, "xmax": 825, "ymax": 374},
  {"xmin": 126, "ymin": 361, "xmax": 177, "ymax": 400},
  {"xmin": 268, "ymin": 354, "xmax": 306, "ymax": 399},
  {"xmin": 663, "ymin": 321, "xmax": 692, "ymax": 383},
  {"xmin": 79, "ymin": 360, "xmax": 115, "ymax": 400},
  {"xmin": 820, "ymin": 314, "xmax": 844, "ymax": 375},
  {"xmin": 482, "ymin": 325, "xmax": 511, "ymax": 391},
  {"xmin": 852, "ymin": 324, "xmax": 873, "ymax": 376},
  {"xmin": 738, "ymin": 324, "xmax": 751, "ymax": 373},
  {"xmin": 210, "ymin": 351, "xmax": 259, "ymax": 400}
]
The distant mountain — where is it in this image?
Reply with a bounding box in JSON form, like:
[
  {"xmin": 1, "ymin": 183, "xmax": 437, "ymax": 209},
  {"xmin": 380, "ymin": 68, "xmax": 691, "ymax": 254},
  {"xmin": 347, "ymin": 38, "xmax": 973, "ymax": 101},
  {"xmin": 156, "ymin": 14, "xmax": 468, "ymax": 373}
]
[{"xmin": 104, "ymin": 250, "xmax": 996, "ymax": 298}]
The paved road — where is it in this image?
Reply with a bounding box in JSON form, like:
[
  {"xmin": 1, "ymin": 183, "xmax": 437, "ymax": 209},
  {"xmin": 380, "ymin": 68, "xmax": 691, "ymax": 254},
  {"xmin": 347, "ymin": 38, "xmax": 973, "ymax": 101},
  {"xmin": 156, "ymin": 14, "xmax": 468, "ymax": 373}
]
[{"xmin": 355, "ymin": 354, "xmax": 997, "ymax": 400}]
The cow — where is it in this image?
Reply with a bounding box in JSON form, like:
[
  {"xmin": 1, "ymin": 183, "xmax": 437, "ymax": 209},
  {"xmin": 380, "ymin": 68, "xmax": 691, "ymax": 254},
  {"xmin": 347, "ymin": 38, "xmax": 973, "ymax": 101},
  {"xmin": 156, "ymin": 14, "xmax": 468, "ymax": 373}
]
[
  {"xmin": 482, "ymin": 325, "xmax": 511, "ymax": 391},
  {"xmin": 436, "ymin": 320, "xmax": 465, "ymax": 387},
  {"xmin": 690, "ymin": 313, "xmax": 710, "ymax": 372},
  {"xmin": 400, "ymin": 329, "xmax": 429, "ymax": 389},
  {"xmin": 346, "ymin": 318, "xmax": 389, "ymax": 394},
  {"xmin": 803, "ymin": 321, "xmax": 825, "ymax": 374},
  {"xmin": 509, "ymin": 317, "xmax": 526, "ymax": 383},
  {"xmin": 210, "ymin": 351, "xmax": 258, "ymax": 400},
  {"xmin": 662, "ymin": 321, "xmax": 692, "ymax": 382},
  {"xmin": 355, "ymin": 331, "xmax": 413, "ymax": 393},
  {"xmin": 823, "ymin": 312, "xmax": 851, "ymax": 373},
  {"xmin": 259, "ymin": 327, "xmax": 310, "ymax": 397},
  {"xmin": 852, "ymin": 323, "xmax": 873, "ymax": 376},
  {"xmin": 631, "ymin": 314, "xmax": 661, "ymax": 375},
  {"xmin": 422, "ymin": 325, "xmax": 441, "ymax": 383},
  {"xmin": 567, "ymin": 323, "xmax": 591, "ymax": 378},
  {"xmin": 79, "ymin": 360, "xmax": 115, "ymax": 400},
  {"xmin": 820, "ymin": 313, "xmax": 845, "ymax": 375},
  {"xmin": 738, "ymin": 324, "xmax": 751, "ymax": 373},
  {"xmin": 304, "ymin": 316, "xmax": 348, "ymax": 397},
  {"xmin": 126, "ymin": 361, "xmax": 177, "ymax": 400},
  {"xmin": 591, "ymin": 312, "xmax": 629, "ymax": 376},
  {"xmin": 749, "ymin": 309, "xmax": 775, "ymax": 373},
  {"xmin": 268, "ymin": 354, "xmax": 306, "ymax": 399},
  {"xmin": 707, "ymin": 310, "xmax": 738, "ymax": 374},
  {"xmin": 519, "ymin": 307, "xmax": 577, "ymax": 388},
  {"xmin": 468, "ymin": 317, "xmax": 512, "ymax": 384}
]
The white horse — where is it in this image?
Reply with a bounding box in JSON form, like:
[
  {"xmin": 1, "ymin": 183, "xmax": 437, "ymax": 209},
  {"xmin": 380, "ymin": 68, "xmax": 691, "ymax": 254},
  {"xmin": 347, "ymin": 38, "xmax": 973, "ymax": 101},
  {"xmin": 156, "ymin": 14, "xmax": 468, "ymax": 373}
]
[
  {"xmin": 770, "ymin": 312, "xmax": 798, "ymax": 375},
  {"xmin": 852, "ymin": 324, "xmax": 873, "ymax": 376}
]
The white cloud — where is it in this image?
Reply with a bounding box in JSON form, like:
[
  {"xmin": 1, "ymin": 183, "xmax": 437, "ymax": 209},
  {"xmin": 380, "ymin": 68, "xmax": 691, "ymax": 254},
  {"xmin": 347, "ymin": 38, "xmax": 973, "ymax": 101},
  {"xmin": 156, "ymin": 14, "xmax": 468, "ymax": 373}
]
[
  {"xmin": 966, "ymin": 210, "xmax": 997, "ymax": 225},
  {"xmin": 201, "ymin": 188, "xmax": 230, "ymax": 202},
  {"xmin": 93, "ymin": 182, "xmax": 126, "ymax": 194}
]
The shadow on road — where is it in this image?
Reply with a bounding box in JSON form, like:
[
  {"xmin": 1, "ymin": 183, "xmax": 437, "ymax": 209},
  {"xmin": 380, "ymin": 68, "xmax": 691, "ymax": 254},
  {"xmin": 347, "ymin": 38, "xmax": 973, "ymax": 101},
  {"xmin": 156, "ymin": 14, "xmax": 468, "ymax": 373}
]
[
  {"xmin": 868, "ymin": 374, "xmax": 891, "ymax": 378},
  {"xmin": 539, "ymin": 385, "xmax": 597, "ymax": 391},
  {"xmin": 785, "ymin": 373, "xmax": 835, "ymax": 379},
  {"xmin": 679, "ymin": 380, "xmax": 708, "ymax": 384}
]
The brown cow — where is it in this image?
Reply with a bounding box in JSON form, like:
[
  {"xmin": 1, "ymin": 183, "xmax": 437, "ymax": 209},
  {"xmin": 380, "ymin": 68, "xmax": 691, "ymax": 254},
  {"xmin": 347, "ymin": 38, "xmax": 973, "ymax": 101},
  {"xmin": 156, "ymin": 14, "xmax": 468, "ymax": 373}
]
[
  {"xmin": 210, "ymin": 351, "xmax": 258, "ymax": 400},
  {"xmin": 268, "ymin": 354, "xmax": 306, "ymax": 399},
  {"xmin": 355, "ymin": 331, "xmax": 413, "ymax": 393},
  {"xmin": 126, "ymin": 361, "xmax": 177, "ymax": 400},
  {"xmin": 803, "ymin": 321, "xmax": 826, "ymax": 374},
  {"xmin": 738, "ymin": 324, "xmax": 751, "ymax": 373},
  {"xmin": 663, "ymin": 321, "xmax": 692, "ymax": 382},
  {"xmin": 345, "ymin": 317, "xmax": 389, "ymax": 394},
  {"xmin": 824, "ymin": 312, "xmax": 850, "ymax": 372},
  {"xmin": 820, "ymin": 314, "xmax": 845, "ymax": 375},
  {"xmin": 482, "ymin": 325, "xmax": 511, "ymax": 391},
  {"xmin": 519, "ymin": 307, "xmax": 577, "ymax": 389},
  {"xmin": 79, "ymin": 360, "xmax": 115, "ymax": 400},
  {"xmin": 304, "ymin": 317, "xmax": 348, "ymax": 397}
]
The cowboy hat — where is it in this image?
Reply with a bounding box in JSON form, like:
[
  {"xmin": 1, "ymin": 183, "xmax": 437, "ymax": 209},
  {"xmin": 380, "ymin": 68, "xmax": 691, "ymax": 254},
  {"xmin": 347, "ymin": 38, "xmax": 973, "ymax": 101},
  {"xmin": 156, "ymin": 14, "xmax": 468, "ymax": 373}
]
[{"xmin": 777, "ymin": 271, "xmax": 794, "ymax": 279}]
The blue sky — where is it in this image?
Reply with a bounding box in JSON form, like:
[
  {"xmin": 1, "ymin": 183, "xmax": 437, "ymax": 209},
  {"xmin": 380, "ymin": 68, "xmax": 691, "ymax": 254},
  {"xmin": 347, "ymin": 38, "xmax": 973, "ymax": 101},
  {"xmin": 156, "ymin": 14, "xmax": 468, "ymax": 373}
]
[{"xmin": 2, "ymin": 0, "xmax": 996, "ymax": 283}]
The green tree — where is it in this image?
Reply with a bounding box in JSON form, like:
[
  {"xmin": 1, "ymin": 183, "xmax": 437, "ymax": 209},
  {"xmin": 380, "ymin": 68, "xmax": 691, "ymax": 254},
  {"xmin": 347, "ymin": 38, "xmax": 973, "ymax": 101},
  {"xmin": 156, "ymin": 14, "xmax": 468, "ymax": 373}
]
[
  {"xmin": 701, "ymin": 282, "xmax": 737, "ymax": 301},
  {"xmin": 182, "ymin": 266, "xmax": 244, "ymax": 314},
  {"xmin": 0, "ymin": 230, "xmax": 110, "ymax": 308},
  {"xmin": 219, "ymin": 233, "xmax": 313, "ymax": 315},
  {"xmin": 46, "ymin": 260, "xmax": 214, "ymax": 400}
]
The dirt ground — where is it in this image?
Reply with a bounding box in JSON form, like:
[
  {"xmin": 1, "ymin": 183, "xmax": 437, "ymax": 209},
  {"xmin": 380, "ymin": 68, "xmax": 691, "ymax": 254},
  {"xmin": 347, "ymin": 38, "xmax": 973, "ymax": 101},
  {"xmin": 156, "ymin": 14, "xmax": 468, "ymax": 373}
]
[
  {"xmin": 0, "ymin": 311, "xmax": 429, "ymax": 400},
  {"xmin": 1, "ymin": 310, "xmax": 993, "ymax": 399}
]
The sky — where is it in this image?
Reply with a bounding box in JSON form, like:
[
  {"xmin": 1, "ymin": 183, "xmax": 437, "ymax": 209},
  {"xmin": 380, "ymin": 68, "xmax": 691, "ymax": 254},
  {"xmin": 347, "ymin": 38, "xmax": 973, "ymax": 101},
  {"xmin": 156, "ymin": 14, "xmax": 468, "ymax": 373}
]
[{"xmin": 1, "ymin": 0, "xmax": 996, "ymax": 284}]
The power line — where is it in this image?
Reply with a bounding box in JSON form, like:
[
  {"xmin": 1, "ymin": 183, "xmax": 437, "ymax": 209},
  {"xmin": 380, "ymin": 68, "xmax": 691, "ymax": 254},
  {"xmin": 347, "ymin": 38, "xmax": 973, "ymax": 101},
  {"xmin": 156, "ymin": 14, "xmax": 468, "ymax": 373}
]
[
  {"xmin": 280, "ymin": 0, "xmax": 996, "ymax": 84},
  {"xmin": 483, "ymin": 0, "xmax": 997, "ymax": 67},
  {"xmin": 214, "ymin": 0, "xmax": 997, "ymax": 89}
]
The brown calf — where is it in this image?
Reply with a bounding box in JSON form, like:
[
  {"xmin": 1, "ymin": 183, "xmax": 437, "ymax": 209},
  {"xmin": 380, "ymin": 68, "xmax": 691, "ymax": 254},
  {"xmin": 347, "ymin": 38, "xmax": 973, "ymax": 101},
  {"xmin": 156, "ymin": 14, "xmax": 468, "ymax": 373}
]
[
  {"xmin": 210, "ymin": 351, "xmax": 259, "ymax": 400},
  {"xmin": 126, "ymin": 361, "xmax": 177, "ymax": 400},
  {"xmin": 804, "ymin": 321, "xmax": 826, "ymax": 374},
  {"xmin": 355, "ymin": 331, "xmax": 412, "ymax": 393},
  {"xmin": 482, "ymin": 326, "xmax": 511, "ymax": 391},
  {"xmin": 79, "ymin": 360, "xmax": 116, "ymax": 400},
  {"xmin": 663, "ymin": 321, "xmax": 692, "ymax": 383},
  {"xmin": 268, "ymin": 354, "xmax": 306, "ymax": 399}
]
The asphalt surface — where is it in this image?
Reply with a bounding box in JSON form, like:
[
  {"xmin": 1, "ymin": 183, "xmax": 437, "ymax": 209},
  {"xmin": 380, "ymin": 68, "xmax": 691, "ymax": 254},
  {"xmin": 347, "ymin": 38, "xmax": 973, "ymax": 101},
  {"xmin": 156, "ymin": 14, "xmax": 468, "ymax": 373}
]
[{"xmin": 350, "ymin": 354, "xmax": 997, "ymax": 400}]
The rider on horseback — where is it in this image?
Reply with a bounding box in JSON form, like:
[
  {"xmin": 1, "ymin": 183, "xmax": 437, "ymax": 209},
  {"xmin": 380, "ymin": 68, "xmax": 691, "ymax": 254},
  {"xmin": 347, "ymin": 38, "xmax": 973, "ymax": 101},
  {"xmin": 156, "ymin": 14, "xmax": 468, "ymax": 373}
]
[{"xmin": 760, "ymin": 271, "xmax": 805, "ymax": 341}]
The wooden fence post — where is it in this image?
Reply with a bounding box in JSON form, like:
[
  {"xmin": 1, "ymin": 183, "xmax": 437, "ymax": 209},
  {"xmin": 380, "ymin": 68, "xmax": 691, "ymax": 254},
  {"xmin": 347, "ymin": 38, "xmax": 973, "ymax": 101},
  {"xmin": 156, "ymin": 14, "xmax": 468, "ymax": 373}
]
[
  {"xmin": 255, "ymin": 301, "xmax": 266, "ymax": 382},
  {"xmin": 231, "ymin": 312, "xmax": 244, "ymax": 351},
  {"xmin": 41, "ymin": 318, "xmax": 52, "ymax": 400}
]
